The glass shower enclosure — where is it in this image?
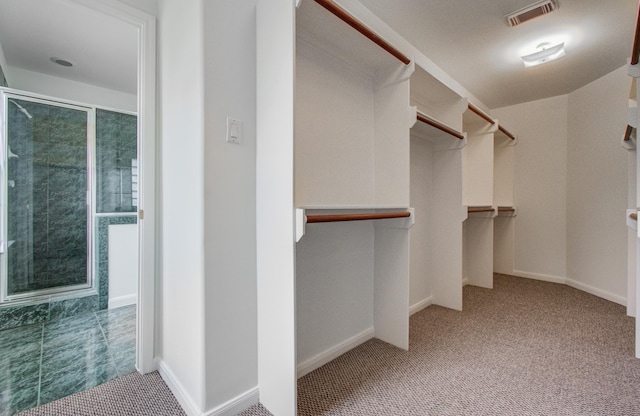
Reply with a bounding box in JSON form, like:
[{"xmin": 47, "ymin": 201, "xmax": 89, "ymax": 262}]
[{"xmin": 0, "ymin": 91, "xmax": 94, "ymax": 302}]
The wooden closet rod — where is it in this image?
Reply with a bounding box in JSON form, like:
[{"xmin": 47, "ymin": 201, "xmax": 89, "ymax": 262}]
[
  {"xmin": 313, "ymin": 0, "xmax": 411, "ymax": 65},
  {"xmin": 498, "ymin": 206, "xmax": 516, "ymax": 213},
  {"xmin": 306, "ymin": 211, "xmax": 410, "ymax": 223},
  {"xmin": 632, "ymin": 2, "xmax": 640, "ymax": 65},
  {"xmin": 417, "ymin": 112, "xmax": 465, "ymax": 140},
  {"xmin": 467, "ymin": 206, "xmax": 495, "ymax": 213},
  {"xmin": 468, "ymin": 103, "xmax": 496, "ymax": 125},
  {"xmin": 631, "ymin": 212, "xmax": 638, "ymax": 221},
  {"xmin": 624, "ymin": 124, "xmax": 635, "ymax": 142},
  {"xmin": 498, "ymin": 125, "xmax": 516, "ymax": 141}
]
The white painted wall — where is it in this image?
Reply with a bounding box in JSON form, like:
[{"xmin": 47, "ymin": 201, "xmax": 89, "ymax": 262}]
[
  {"xmin": 493, "ymin": 66, "xmax": 630, "ymax": 305},
  {"xmin": 157, "ymin": 0, "xmax": 206, "ymax": 413},
  {"xmin": 566, "ymin": 66, "xmax": 629, "ymax": 303},
  {"xmin": 202, "ymin": 0, "xmax": 259, "ymax": 412},
  {"xmin": 4, "ymin": 67, "xmax": 136, "ymax": 111},
  {"xmin": 108, "ymin": 224, "xmax": 138, "ymax": 309},
  {"xmin": 493, "ymin": 95, "xmax": 568, "ymax": 283},
  {"xmin": 256, "ymin": 0, "xmax": 297, "ymax": 414},
  {"xmin": 409, "ymin": 136, "xmax": 433, "ymax": 311},
  {"xmin": 0, "ymin": 38, "xmax": 8, "ymax": 85}
]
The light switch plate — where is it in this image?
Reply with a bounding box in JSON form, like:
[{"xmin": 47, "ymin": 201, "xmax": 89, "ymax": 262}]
[{"xmin": 226, "ymin": 117, "xmax": 242, "ymax": 144}]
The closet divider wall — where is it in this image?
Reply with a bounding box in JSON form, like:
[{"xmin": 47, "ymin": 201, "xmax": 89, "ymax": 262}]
[
  {"xmin": 462, "ymin": 107, "xmax": 498, "ymax": 290},
  {"xmin": 294, "ymin": 0, "xmax": 414, "ymax": 379},
  {"xmin": 410, "ymin": 65, "xmax": 467, "ymax": 311},
  {"xmin": 625, "ymin": 10, "xmax": 640, "ymax": 358}
]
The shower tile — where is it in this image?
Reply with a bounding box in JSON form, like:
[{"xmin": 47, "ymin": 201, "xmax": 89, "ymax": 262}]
[
  {"xmin": 48, "ymin": 296, "xmax": 98, "ymax": 322},
  {"xmin": 0, "ymin": 303, "xmax": 49, "ymax": 331}
]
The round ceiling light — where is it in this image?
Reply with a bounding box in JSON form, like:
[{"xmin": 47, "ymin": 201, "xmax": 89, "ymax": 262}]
[{"xmin": 50, "ymin": 57, "xmax": 73, "ymax": 67}]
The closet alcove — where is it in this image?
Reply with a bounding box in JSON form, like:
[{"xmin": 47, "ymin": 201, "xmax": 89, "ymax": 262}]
[{"xmin": 256, "ymin": 0, "xmax": 518, "ymax": 413}]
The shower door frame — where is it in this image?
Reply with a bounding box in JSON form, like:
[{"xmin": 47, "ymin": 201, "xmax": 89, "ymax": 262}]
[{"xmin": 0, "ymin": 89, "xmax": 97, "ymax": 304}]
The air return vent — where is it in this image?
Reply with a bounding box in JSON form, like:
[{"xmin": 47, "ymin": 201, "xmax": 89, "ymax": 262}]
[{"xmin": 505, "ymin": 0, "xmax": 558, "ymax": 27}]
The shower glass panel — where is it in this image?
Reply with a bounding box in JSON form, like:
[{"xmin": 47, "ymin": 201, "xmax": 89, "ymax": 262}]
[{"xmin": 3, "ymin": 95, "xmax": 92, "ymax": 300}]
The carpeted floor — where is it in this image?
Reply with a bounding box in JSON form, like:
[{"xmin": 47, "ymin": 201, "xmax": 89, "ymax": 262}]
[
  {"xmin": 297, "ymin": 274, "xmax": 640, "ymax": 415},
  {"xmin": 17, "ymin": 274, "xmax": 640, "ymax": 415}
]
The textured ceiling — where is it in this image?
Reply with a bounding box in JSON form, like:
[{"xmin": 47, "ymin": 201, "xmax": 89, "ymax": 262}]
[
  {"xmin": 358, "ymin": 0, "xmax": 638, "ymax": 109},
  {"xmin": 0, "ymin": 0, "xmax": 137, "ymax": 95}
]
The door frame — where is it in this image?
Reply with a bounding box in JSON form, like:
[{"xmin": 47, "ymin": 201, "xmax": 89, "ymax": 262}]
[{"xmin": 68, "ymin": 0, "xmax": 157, "ymax": 373}]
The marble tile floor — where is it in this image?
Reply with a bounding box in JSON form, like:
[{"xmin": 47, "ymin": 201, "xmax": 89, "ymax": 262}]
[{"xmin": 0, "ymin": 304, "xmax": 136, "ymax": 416}]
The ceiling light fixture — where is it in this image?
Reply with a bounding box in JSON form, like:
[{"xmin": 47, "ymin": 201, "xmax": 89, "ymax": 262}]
[
  {"xmin": 50, "ymin": 57, "xmax": 73, "ymax": 67},
  {"xmin": 520, "ymin": 42, "xmax": 565, "ymax": 67}
]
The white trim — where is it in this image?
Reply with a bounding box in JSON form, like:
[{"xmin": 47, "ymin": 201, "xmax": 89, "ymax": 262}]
[
  {"xmin": 203, "ymin": 387, "xmax": 260, "ymax": 416},
  {"xmin": 296, "ymin": 327, "xmax": 375, "ymax": 378},
  {"xmin": 66, "ymin": 0, "xmax": 158, "ymax": 375},
  {"xmin": 511, "ymin": 269, "xmax": 567, "ymax": 284},
  {"xmin": 109, "ymin": 294, "xmax": 137, "ymax": 309},
  {"xmin": 409, "ymin": 296, "xmax": 433, "ymax": 315},
  {"xmin": 566, "ymin": 278, "xmax": 626, "ymax": 306},
  {"xmin": 156, "ymin": 358, "xmax": 201, "ymax": 416},
  {"xmin": 462, "ymin": 277, "xmax": 470, "ymax": 287}
]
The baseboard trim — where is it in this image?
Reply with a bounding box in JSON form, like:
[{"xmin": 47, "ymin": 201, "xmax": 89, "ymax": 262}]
[
  {"xmin": 203, "ymin": 387, "xmax": 260, "ymax": 416},
  {"xmin": 511, "ymin": 270, "xmax": 566, "ymax": 284},
  {"xmin": 462, "ymin": 278, "xmax": 470, "ymax": 287},
  {"xmin": 297, "ymin": 327, "xmax": 374, "ymax": 378},
  {"xmin": 410, "ymin": 296, "xmax": 433, "ymax": 315},
  {"xmin": 108, "ymin": 294, "xmax": 137, "ymax": 309},
  {"xmin": 510, "ymin": 270, "xmax": 626, "ymax": 306},
  {"xmin": 156, "ymin": 358, "xmax": 201, "ymax": 416},
  {"xmin": 566, "ymin": 278, "xmax": 626, "ymax": 306}
]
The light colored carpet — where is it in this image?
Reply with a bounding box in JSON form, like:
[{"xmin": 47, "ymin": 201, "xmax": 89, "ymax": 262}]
[
  {"xmin": 18, "ymin": 274, "xmax": 640, "ymax": 415},
  {"xmin": 297, "ymin": 274, "xmax": 640, "ymax": 415}
]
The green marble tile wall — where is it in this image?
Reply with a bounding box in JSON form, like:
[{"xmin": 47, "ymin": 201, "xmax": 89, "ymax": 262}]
[
  {"xmin": 7, "ymin": 100, "xmax": 88, "ymax": 296},
  {"xmin": 96, "ymin": 109, "xmax": 137, "ymax": 213}
]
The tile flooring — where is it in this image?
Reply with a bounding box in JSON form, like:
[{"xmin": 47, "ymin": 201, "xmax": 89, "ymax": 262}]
[{"xmin": 0, "ymin": 304, "xmax": 136, "ymax": 415}]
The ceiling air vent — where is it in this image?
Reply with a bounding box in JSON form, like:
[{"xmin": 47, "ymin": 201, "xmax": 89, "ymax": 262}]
[{"xmin": 505, "ymin": 0, "xmax": 559, "ymax": 27}]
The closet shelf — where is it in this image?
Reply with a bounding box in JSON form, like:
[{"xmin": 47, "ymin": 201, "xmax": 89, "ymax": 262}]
[
  {"xmin": 415, "ymin": 111, "xmax": 464, "ymax": 140},
  {"xmin": 313, "ymin": 0, "xmax": 410, "ymax": 65},
  {"xmin": 306, "ymin": 211, "xmax": 411, "ymax": 223}
]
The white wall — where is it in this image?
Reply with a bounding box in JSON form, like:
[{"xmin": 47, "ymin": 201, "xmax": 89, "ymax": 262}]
[
  {"xmin": 493, "ymin": 95, "xmax": 568, "ymax": 283},
  {"xmin": 0, "ymin": 38, "xmax": 8, "ymax": 85},
  {"xmin": 157, "ymin": 0, "xmax": 206, "ymax": 412},
  {"xmin": 4, "ymin": 67, "xmax": 136, "ymax": 111},
  {"xmin": 566, "ymin": 66, "xmax": 629, "ymax": 303},
  {"xmin": 493, "ymin": 66, "xmax": 630, "ymax": 305},
  {"xmin": 202, "ymin": 0, "xmax": 259, "ymax": 412},
  {"xmin": 108, "ymin": 223, "xmax": 138, "ymax": 308}
]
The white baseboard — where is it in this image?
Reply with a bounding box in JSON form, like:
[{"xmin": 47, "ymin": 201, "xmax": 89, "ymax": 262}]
[
  {"xmin": 410, "ymin": 296, "xmax": 433, "ymax": 315},
  {"xmin": 203, "ymin": 387, "xmax": 259, "ymax": 416},
  {"xmin": 156, "ymin": 358, "xmax": 201, "ymax": 416},
  {"xmin": 566, "ymin": 278, "xmax": 626, "ymax": 306},
  {"xmin": 108, "ymin": 294, "xmax": 137, "ymax": 309},
  {"xmin": 156, "ymin": 358, "xmax": 259, "ymax": 416},
  {"xmin": 462, "ymin": 278, "xmax": 470, "ymax": 287},
  {"xmin": 297, "ymin": 327, "xmax": 374, "ymax": 378},
  {"xmin": 512, "ymin": 270, "xmax": 566, "ymax": 284},
  {"xmin": 511, "ymin": 270, "xmax": 626, "ymax": 306}
]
